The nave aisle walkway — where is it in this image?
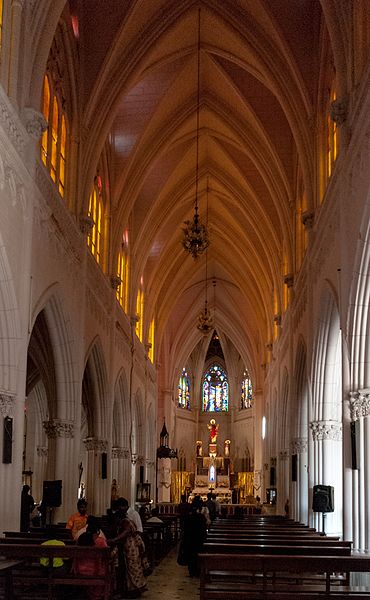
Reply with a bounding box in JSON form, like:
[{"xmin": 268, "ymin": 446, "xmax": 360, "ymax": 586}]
[{"xmin": 143, "ymin": 546, "xmax": 199, "ymax": 600}]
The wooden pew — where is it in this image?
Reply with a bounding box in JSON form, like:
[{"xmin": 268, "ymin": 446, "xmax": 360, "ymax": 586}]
[
  {"xmin": 0, "ymin": 543, "xmax": 111, "ymax": 600},
  {"xmin": 203, "ymin": 542, "xmax": 351, "ymax": 556},
  {"xmin": 199, "ymin": 552, "xmax": 370, "ymax": 599}
]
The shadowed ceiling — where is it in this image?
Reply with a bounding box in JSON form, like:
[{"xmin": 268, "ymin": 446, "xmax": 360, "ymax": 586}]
[{"xmin": 72, "ymin": 0, "xmax": 322, "ymax": 387}]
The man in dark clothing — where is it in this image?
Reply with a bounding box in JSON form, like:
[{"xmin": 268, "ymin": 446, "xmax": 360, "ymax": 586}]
[
  {"xmin": 182, "ymin": 496, "xmax": 207, "ymax": 577},
  {"xmin": 205, "ymin": 492, "xmax": 216, "ymax": 521},
  {"xmin": 20, "ymin": 485, "xmax": 35, "ymax": 532}
]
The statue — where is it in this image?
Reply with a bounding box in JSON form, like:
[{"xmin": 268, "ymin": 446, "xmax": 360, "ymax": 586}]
[{"xmin": 208, "ymin": 418, "xmax": 219, "ymax": 443}]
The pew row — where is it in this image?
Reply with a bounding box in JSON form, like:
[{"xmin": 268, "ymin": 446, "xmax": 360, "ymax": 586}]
[{"xmin": 199, "ymin": 553, "xmax": 370, "ymax": 599}]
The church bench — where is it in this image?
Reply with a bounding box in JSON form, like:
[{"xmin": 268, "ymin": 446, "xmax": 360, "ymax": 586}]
[
  {"xmin": 199, "ymin": 552, "xmax": 370, "ymax": 599},
  {"xmin": 0, "ymin": 536, "xmax": 75, "ymax": 545},
  {"xmin": 0, "ymin": 543, "xmax": 111, "ymax": 600},
  {"xmin": 203, "ymin": 542, "xmax": 352, "ymax": 556},
  {"xmin": 4, "ymin": 529, "xmax": 71, "ymax": 540},
  {"xmin": 205, "ymin": 537, "xmax": 348, "ymax": 548}
]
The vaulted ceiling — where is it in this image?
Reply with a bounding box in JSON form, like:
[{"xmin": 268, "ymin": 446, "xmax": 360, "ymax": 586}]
[{"xmin": 39, "ymin": 0, "xmax": 326, "ymax": 388}]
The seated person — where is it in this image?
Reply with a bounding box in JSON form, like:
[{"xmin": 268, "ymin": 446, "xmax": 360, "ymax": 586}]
[
  {"xmin": 40, "ymin": 538, "xmax": 66, "ymax": 571},
  {"xmin": 146, "ymin": 507, "xmax": 163, "ymax": 523}
]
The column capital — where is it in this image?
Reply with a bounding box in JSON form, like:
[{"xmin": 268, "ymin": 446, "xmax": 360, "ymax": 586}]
[
  {"xmin": 37, "ymin": 446, "xmax": 48, "ymax": 457},
  {"xmin": 279, "ymin": 449, "xmax": 289, "ymax": 461},
  {"xmin": 83, "ymin": 436, "xmax": 108, "ymax": 452},
  {"xmin": 43, "ymin": 419, "xmax": 74, "ymax": 439},
  {"xmin": 349, "ymin": 389, "xmax": 370, "ymax": 421},
  {"xmin": 0, "ymin": 393, "xmax": 15, "ymax": 417},
  {"xmin": 111, "ymin": 446, "xmax": 129, "ymax": 459},
  {"xmin": 291, "ymin": 437, "xmax": 308, "ymax": 454},
  {"xmin": 310, "ymin": 420, "xmax": 342, "ymax": 441}
]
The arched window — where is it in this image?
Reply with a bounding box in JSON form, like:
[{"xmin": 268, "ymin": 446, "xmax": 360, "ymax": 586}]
[
  {"xmin": 87, "ymin": 178, "xmax": 104, "ymax": 266},
  {"xmin": 241, "ymin": 371, "xmax": 253, "ymax": 409},
  {"xmin": 178, "ymin": 368, "xmax": 190, "ymax": 410},
  {"xmin": 148, "ymin": 318, "xmax": 155, "ymax": 363},
  {"xmin": 40, "ymin": 74, "xmax": 68, "ymax": 199},
  {"xmin": 203, "ymin": 364, "xmax": 228, "ymax": 412},
  {"xmin": 135, "ymin": 284, "xmax": 144, "ymax": 342},
  {"xmin": 116, "ymin": 232, "xmax": 129, "ymax": 312},
  {"xmin": 327, "ymin": 85, "xmax": 337, "ymax": 180}
]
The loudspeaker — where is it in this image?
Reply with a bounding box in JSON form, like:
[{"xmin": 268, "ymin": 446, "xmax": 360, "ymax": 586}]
[
  {"xmin": 139, "ymin": 465, "xmax": 144, "ymax": 483},
  {"xmin": 101, "ymin": 452, "xmax": 107, "ymax": 479},
  {"xmin": 2, "ymin": 416, "xmax": 12, "ymax": 464},
  {"xmin": 351, "ymin": 421, "xmax": 359, "ymax": 470},
  {"xmin": 291, "ymin": 454, "xmax": 297, "ymax": 482},
  {"xmin": 270, "ymin": 466, "xmax": 276, "ymax": 486},
  {"xmin": 312, "ymin": 485, "xmax": 334, "ymax": 512},
  {"xmin": 42, "ymin": 480, "xmax": 62, "ymax": 507}
]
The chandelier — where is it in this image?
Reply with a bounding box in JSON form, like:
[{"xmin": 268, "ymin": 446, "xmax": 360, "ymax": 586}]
[
  {"xmin": 182, "ymin": 8, "xmax": 209, "ymax": 259},
  {"xmin": 197, "ymin": 247, "xmax": 213, "ymax": 335}
]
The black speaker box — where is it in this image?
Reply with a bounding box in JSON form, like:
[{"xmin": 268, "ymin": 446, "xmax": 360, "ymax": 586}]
[
  {"xmin": 351, "ymin": 421, "xmax": 359, "ymax": 470},
  {"xmin": 43, "ymin": 480, "xmax": 62, "ymax": 507},
  {"xmin": 270, "ymin": 466, "xmax": 276, "ymax": 486},
  {"xmin": 312, "ymin": 484, "xmax": 334, "ymax": 512},
  {"xmin": 2, "ymin": 416, "xmax": 12, "ymax": 464},
  {"xmin": 291, "ymin": 454, "xmax": 297, "ymax": 482},
  {"xmin": 101, "ymin": 452, "xmax": 107, "ymax": 479}
]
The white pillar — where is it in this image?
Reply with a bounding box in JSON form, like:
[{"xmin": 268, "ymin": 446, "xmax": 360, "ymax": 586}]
[{"xmin": 83, "ymin": 437, "xmax": 109, "ymax": 516}]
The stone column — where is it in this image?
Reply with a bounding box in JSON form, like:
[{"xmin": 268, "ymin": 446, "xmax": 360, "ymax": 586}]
[
  {"xmin": 291, "ymin": 438, "xmax": 308, "ymax": 523},
  {"xmin": 83, "ymin": 437, "xmax": 109, "ymax": 515},
  {"xmin": 277, "ymin": 450, "xmax": 289, "ymax": 515},
  {"xmin": 43, "ymin": 419, "xmax": 76, "ymax": 522},
  {"xmin": 111, "ymin": 446, "xmax": 130, "ymax": 500},
  {"xmin": 349, "ymin": 389, "xmax": 370, "ymax": 550},
  {"xmin": 8, "ymin": 0, "xmax": 25, "ymax": 100},
  {"xmin": 34, "ymin": 446, "xmax": 48, "ymax": 501},
  {"xmin": 310, "ymin": 420, "xmax": 343, "ymax": 536}
]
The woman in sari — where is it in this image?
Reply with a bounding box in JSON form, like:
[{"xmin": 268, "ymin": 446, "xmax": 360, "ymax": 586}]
[{"xmin": 109, "ymin": 497, "xmax": 147, "ymax": 598}]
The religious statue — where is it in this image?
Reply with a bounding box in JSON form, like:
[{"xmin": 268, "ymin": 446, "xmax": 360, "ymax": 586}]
[{"xmin": 208, "ymin": 418, "xmax": 219, "ymax": 443}]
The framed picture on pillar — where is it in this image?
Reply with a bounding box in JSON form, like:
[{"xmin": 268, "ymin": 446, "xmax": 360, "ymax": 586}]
[{"xmin": 136, "ymin": 482, "xmax": 151, "ymax": 503}]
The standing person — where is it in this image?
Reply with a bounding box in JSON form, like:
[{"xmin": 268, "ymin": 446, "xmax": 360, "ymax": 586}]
[
  {"xmin": 20, "ymin": 485, "xmax": 35, "ymax": 532},
  {"xmin": 109, "ymin": 497, "xmax": 147, "ymax": 598},
  {"xmin": 205, "ymin": 492, "xmax": 216, "ymax": 522},
  {"xmin": 66, "ymin": 498, "xmax": 88, "ymax": 540},
  {"xmin": 178, "ymin": 494, "xmax": 191, "ymax": 533},
  {"xmin": 182, "ymin": 495, "xmax": 207, "ymax": 577},
  {"xmin": 127, "ymin": 504, "xmax": 143, "ymax": 533}
]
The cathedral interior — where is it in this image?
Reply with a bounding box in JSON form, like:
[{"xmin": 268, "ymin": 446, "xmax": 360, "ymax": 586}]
[{"xmin": 0, "ymin": 0, "xmax": 370, "ymax": 551}]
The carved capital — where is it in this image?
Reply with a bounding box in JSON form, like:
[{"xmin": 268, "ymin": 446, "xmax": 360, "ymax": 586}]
[
  {"xmin": 43, "ymin": 419, "xmax": 74, "ymax": 439},
  {"xmin": 330, "ymin": 99, "xmax": 347, "ymax": 125},
  {"xmin": 283, "ymin": 273, "xmax": 294, "ymax": 288},
  {"xmin": 291, "ymin": 437, "xmax": 308, "ymax": 454},
  {"xmin": 37, "ymin": 446, "xmax": 48, "ymax": 458},
  {"xmin": 273, "ymin": 314, "xmax": 281, "ymax": 327},
  {"xmin": 110, "ymin": 275, "xmax": 122, "ymax": 290},
  {"xmin": 0, "ymin": 393, "xmax": 15, "ymax": 417},
  {"xmin": 22, "ymin": 108, "xmax": 48, "ymax": 139},
  {"xmin": 301, "ymin": 210, "xmax": 315, "ymax": 230},
  {"xmin": 310, "ymin": 420, "xmax": 342, "ymax": 441},
  {"xmin": 111, "ymin": 446, "xmax": 129, "ymax": 459},
  {"xmin": 83, "ymin": 437, "xmax": 108, "ymax": 452},
  {"xmin": 279, "ymin": 450, "xmax": 289, "ymax": 461},
  {"xmin": 349, "ymin": 389, "xmax": 370, "ymax": 421},
  {"xmin": 79, "ymin": 215, "xmax": 94, "ymax": 235}
]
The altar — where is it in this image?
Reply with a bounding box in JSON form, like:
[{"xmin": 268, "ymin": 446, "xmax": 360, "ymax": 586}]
[{"xmin": 189, "ymin": 418, "xmax": 232, "ymax": 503}]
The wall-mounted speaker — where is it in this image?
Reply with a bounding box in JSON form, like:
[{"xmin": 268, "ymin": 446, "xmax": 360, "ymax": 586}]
[
  {"xmin": 312, "ymin": 484, "xmax": 334, "ymax": 513},
  {"xmin": 42, "ymin": 480, "xmax": 62, "ymax": 507},
  {"xmin": 351, "ymin": 421, "xmax": 359, "ymax": 470},
  {"xmin": 270, "ymin": 466, "xmax": 276, "ymax": 486},
  {"xmin": 2, "ymin": 416, "xmax": 12, "ymax": 464},
  {"xmin": 101, "ymin": 452, "xmax": 107, "ymax": 479},
  {"xmin": 291, "ymin": 454, "xmax": 297, "ymax": 482}
]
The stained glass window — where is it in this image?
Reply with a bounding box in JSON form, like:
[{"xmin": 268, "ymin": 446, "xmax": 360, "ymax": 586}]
[
  {"xmin": 88, "ymin": 182, "xmax": 103, "ymax": 265},
  {"xmin": 241, "ymin": 371, "xmax": 253, "ymax": 409},
  {"xmin": 178, "ymin": 368, "xmax": 190, "ymax": 410},
  {"xmin": 202, "ymin": 364, "xmax": 228, "ymax": 412},
  {"xmin": 40, "ymin": 74, "xmax": 68, "ymax": 199},
  {"xmin": 135, "ymin": 287, "xmax": 144, "ymax": 341},
  {"xmin": 117, "ymin": 234, "xmax": 129, "ymax": 313}
]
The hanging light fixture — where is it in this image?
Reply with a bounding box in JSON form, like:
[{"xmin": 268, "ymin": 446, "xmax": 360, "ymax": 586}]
[
  {"xmin": 197, "ymin": 182, "xmax": 213, "ymax": 334},
  {"xmin": 182, "ymin": 8, "xmax": 209, "ymax": 259}
]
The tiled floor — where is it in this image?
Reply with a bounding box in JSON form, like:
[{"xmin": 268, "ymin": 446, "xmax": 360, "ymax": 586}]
[{"xmin": 142, "ymin": 547, "xmax": 199, "ymax": 600}]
